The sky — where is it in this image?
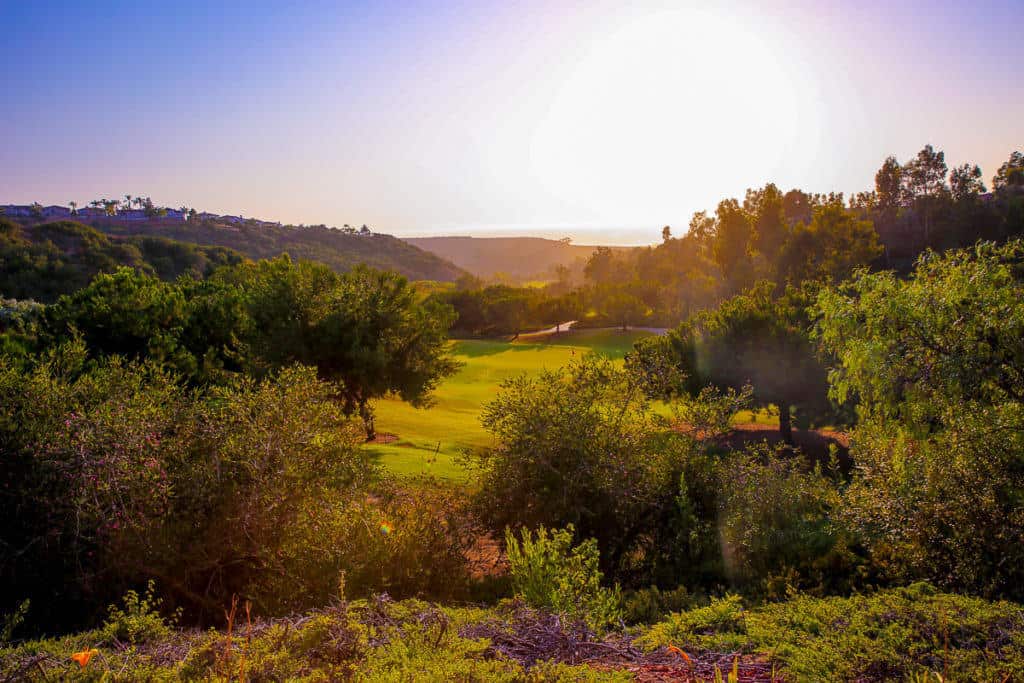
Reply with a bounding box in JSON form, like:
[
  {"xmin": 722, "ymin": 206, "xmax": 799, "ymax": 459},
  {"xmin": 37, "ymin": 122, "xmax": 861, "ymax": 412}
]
[{"xmin": 1, "ymin": 0, "xmax": 1021, "ymax": 245}]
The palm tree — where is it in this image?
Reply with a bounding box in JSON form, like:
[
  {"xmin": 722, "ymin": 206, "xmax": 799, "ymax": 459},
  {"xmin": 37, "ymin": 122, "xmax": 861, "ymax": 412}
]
[
  {"xmin": 124, "ymin": 194, "xmax": 132, "ymax": 212},
  {"xmin": 69, "ymin": 201, "xmax": 77, "ymax": 214}
]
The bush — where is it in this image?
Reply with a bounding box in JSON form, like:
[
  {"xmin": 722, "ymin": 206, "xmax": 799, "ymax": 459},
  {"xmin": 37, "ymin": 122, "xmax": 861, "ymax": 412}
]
[
  {"xmin": 505, "ymin": 525, "xmax": 622, "ymax": 629},
  {"xmin": 0, "ymin": 347, "xmax": 374, "ymax": 630},
  {"xmin": 621, "ymin": 585, "xmax": 695, "ymax": 625},
  {"xmin": 816, "ymin": 241, "xmax": 1024, "ymax": 598},
  {"xmin": 716, "ymin": 444, "xmax": 856, "ymax": 595},
  {"xmin": 100, "ymin": 581, "xmax": 178, "ymax": 645},
  {"xmin": 474, "ymin": 355, "xmax": 689, "ymax": 580},
  {"xmin": 291, "ymin": 484, "xmax": 478, "ymax": 604}
]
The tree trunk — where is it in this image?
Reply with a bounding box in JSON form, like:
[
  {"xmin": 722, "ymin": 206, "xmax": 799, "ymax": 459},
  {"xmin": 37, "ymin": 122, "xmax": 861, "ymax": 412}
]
[
  {"xmin": 779, "ymin": 404, "xmax": 793, "ymax": 445},
  {"xmin": 359, "ymin": 401, "xmax": 376, "ymax": 442}
]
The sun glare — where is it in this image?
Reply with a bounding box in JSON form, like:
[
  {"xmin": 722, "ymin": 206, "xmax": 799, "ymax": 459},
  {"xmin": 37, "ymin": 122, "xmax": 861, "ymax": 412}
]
[{"xmin": 530, "ymin": 8, "xmax": 809, "ymax": 220}]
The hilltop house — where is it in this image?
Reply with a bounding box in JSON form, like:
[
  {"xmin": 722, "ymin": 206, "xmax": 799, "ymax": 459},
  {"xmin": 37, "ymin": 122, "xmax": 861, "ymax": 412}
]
[
  {"xmin": 117, "ymin": 209, "xmax": 148, "ymax": 221},
  {"xmin": 42, "ymin": 205, "xmax": 71, "ymax": 218},
  {"xmin": 1, "ymin": 205, "xmax": 32, "ymax": 216}
]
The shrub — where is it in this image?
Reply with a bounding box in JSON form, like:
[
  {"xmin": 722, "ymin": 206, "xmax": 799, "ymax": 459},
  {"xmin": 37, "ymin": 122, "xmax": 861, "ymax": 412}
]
[
  {"xmin": 638, "ymin": 594, "xmax": 747, "ymax": 652},
  {"xmin": 505, "ymin": 525, "xmax": 622, "ymax": 629},
  {"xmin": 100, "ymin": 581, "xmax": 178, "ymax": 645},
  {"xmin": 474, "ymin": 355, "xmax": 689, "ymax": 580},
  {"xmin": 716, "ymin": 444, "xmax": 856, "ymax": 595},
  {"xmin": 285, "ymin": 484, "xmax": 477, "ymax": 605},
  {"xmin": 621, "ymin": 586, "xmax": 695, "ymax": 625},
  {"xmin": 0, "ymin": 348, "xmax": 374, "ymax": 629}
]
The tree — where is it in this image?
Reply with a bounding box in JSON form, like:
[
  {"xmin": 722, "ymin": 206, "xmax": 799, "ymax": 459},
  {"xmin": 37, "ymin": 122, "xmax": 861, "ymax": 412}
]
[
  {"xmin": 902, "ymin": 145, "xmax": 949, "ymax": 246},
  {"xmin": 473, "ymin": 355, "xmax": 688, "ymax": 574},
  {"xmin": 631, "ymin": 282, "xmax": 831, "ymax": 443},
  {"xmin": 225, "ymin": 257, "xmax": 459, "ymax": 439},
  {"xmin": 598, "ymin": 286, "xmax": 646, "ymax": 330},
  {"xmin": 993, "ymin": 151, "xmax": 1024, "ymax": 192},
  {"xmin": 783, "ymin": 189, "xmax": 813, "ymax": 225},
  {"xmin": 661, "ymin": 225, "xmax": 672, "ymax": 242},
  {"xmin": 584, "ymin": 246, "xmax": 620, "ymax": 284},
  {"xmin": 711, "ymin": 198, "xmax": 754, "ymax": 291},
  {"xmin": 950, "ymin": 163, "xmax": 985, "ymax": 201},
  {"xmin": 485, "ymin": 289, "xmax": 531, "ymax": 339},
  {"xmin": 775, "ymin": 203, "xmax": 882, "ymax": 284},
  {"xmin": 874, "ymin": 156, "xmax": 903, "ymax": 212},
  {"xmin": 815, "ymin": 241, "xmax": 1024, "ymax": 597},
  {"xmin": 746, "ymin": 183, "xmax": 787, "ymax": 259}
]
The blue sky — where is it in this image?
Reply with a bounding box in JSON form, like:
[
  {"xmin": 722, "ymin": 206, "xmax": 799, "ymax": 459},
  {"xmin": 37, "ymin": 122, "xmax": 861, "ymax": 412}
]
[{"xmin": 2, "ymin": 0, "xmax": 1021, "ymax": 244}]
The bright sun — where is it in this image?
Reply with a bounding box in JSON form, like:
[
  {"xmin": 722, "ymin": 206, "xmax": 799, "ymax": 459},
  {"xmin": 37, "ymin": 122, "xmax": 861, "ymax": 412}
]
[{"xmin": 529, "ymin": 8, "xmax": 811, "ymax": 222}]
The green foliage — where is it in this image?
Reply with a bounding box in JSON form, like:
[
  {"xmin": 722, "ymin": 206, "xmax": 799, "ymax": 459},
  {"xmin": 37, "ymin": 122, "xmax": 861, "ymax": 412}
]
[
  {"xmin": 94, "ymin": 213, "xmax": 465, "ymax": 282},
  {"xmin": 474, "ymin": 355, "xmax": 688, "ymax": 578},
  {"xmin": 632, "ymin": 281, "xmax": 834, "ymax": 441},
  {"xmin": 101, "ymin": 581, "xmax": 178, "ymax": 645},
  {"xmin": 775, "ymin": 201, "xmax": 882, "ymax": 285},
  {"xmin": 639, "ymin": 594, "xmax": 747, "ymax": 651},
  {"xmin": 222, "ymin": 257, "xmax": 460, "ymax": 437},
  {"xmin": 505, "ymin": 525, "xmax": 622, "ymax": 629},
  {"xmin": 640, "ymin": 583, "xmax": 1024, "ymax": 682},
  {"xmin": 621, "ymin": 586, "xmax": 694, "ymax": 625},
  {"xmin": 0, "ymin": 219, "xmax": 244, "ymax": 304},
  {"xmin": 716, "ymin": 445, "xmax": 855, "ymax": 594},
  {"xmin": 0, "ymin": 600, "xmax": 29, "ymax": 643},
  {"xmin": 313, "ymin": 487, "xmax": 477, "ymax": 603},
  {"xmin": 0, "ymin": 349, "xmax": 374, "ymax": 629},
  {"xmin": 816, "ymin": 240, "xmax": 1024, "ymax": 598}
]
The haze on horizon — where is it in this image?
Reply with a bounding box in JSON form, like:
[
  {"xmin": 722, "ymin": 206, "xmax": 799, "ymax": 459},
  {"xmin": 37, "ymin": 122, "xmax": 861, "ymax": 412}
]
[{"xmin": 2, "ymin": 0, "xmax": 1021, "ymax": 245}]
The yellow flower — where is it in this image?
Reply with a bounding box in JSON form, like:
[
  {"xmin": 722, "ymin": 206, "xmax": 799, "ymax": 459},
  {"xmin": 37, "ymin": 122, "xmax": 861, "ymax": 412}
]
[{"xmin": 71, "ymin": 648, "xmax": 98, "ymax": 668}]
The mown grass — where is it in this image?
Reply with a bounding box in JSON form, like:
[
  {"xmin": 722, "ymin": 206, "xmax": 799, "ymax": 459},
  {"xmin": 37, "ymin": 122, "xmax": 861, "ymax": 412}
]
[{"xmin": 365, "ymin": 329, "xmax": 653, "ymax": 481}]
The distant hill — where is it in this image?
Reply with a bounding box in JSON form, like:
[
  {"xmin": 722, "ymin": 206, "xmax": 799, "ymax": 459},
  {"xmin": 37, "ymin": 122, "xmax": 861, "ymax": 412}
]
[
  {"xmin": 80, "ymin": 218, "xmax": 467, "ymax": 282},
  {"xmin": 6, "ymin": 214, "xmax": 466, "ymax": 283},
  {"xmin": 403, "ymin": 236, "xmax": 635, "ymax": 281}
]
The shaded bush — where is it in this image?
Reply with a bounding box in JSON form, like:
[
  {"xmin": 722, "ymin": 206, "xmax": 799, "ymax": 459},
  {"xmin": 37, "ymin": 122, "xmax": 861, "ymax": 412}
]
[{"xmin": 0, "ymin": 347, "xmax": 373, "ymax": 631}]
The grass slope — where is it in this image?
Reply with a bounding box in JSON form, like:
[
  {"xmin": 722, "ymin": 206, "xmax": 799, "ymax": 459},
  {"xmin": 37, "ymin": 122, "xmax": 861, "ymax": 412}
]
[{"xmin": 366, "ymin": 329, "xmax": 653, "ymax": 482}]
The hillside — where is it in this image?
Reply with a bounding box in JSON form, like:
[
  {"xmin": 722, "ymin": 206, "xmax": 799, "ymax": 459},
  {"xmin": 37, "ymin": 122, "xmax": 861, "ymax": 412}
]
[
  {"xmin": 0, "ymin": 219, "xmax": 245, "ymax": 303},
  {"xmin": 14, "ymin": 215, "xmax": 466, "ymax": 283},
  {"xmin": 404, "ymin": 235, "xmax": 635, "ymax": 281}
]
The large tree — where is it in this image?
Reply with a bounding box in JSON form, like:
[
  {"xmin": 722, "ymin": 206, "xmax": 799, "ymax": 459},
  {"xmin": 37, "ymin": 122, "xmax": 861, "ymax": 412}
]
[
  {"xmin": 224, "ymin": 257, "xmax": 459, "ymax": 438},
  {"xmin": 629, "ymin": 282, "xmax": 831, "ymax": 443}
]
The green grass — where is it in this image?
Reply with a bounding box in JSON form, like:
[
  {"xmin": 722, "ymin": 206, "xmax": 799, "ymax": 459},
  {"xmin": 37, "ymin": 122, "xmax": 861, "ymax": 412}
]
[{"xmin": 365, "ymin": 329, "xmax": 653, "ymax": 481}]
